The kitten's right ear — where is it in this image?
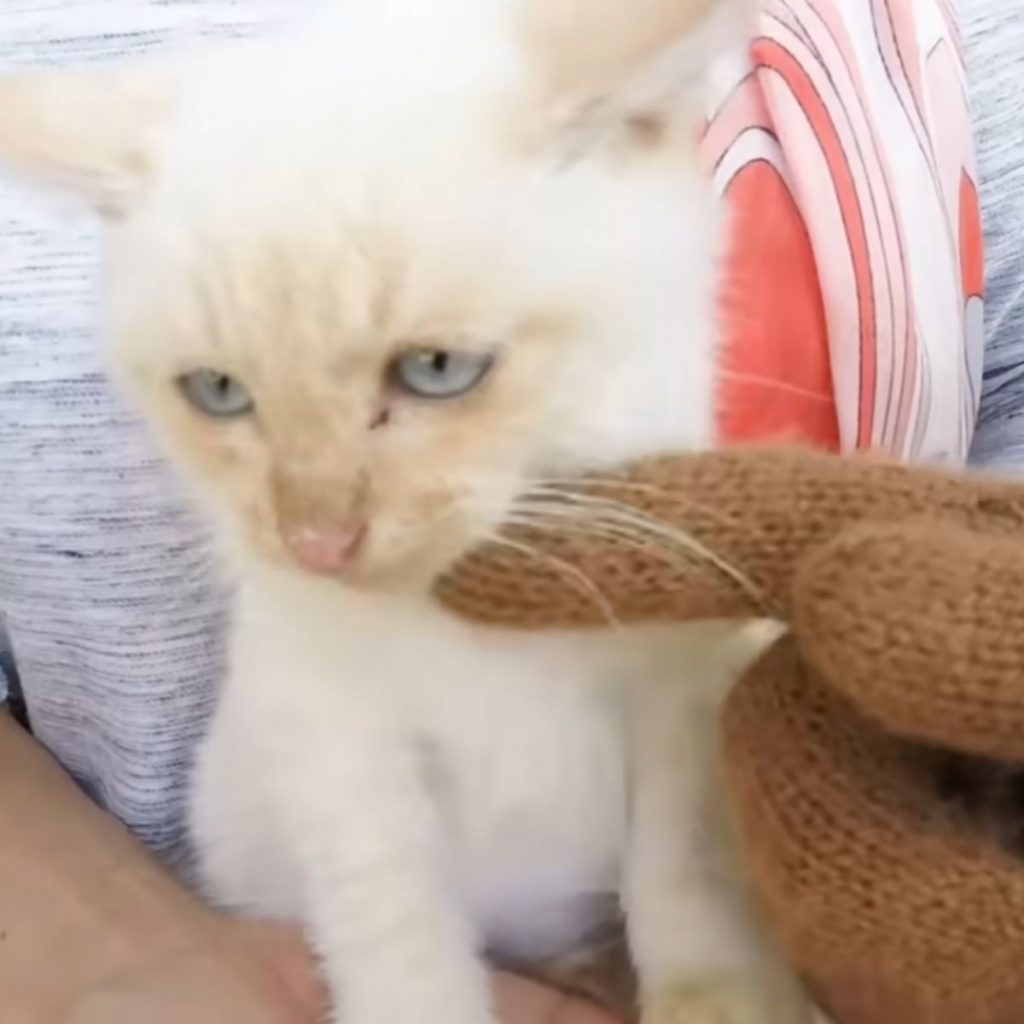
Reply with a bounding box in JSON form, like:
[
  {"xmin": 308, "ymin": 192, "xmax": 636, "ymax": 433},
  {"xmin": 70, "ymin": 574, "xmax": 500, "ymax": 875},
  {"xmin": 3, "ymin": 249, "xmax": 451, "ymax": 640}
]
[{"xmin": 0, "ymin": 64, "xmax": 174, "ymax": 218}]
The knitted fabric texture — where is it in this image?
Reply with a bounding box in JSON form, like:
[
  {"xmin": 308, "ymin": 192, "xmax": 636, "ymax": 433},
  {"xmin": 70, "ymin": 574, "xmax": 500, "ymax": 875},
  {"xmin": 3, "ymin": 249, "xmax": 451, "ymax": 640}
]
[{"xmin": 437, "ymin": 446, "xmax": 1024, "ymax": 1024}]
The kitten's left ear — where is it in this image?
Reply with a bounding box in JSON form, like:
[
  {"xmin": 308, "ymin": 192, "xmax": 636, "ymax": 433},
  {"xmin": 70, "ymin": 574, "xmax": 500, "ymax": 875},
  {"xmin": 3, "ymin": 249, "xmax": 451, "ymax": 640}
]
[
  {"xmin": 0, "ymin": 64, "xmax": 174, "ymax": 217},
  {"xmin": 518, "ymin": 0, "xmax": 753, "ymax": 141}
]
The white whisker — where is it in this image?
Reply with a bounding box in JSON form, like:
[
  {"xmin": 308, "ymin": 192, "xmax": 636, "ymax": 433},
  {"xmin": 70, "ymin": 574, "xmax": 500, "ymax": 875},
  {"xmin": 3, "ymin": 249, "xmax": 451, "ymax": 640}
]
[
  {"xmin": 525, "ymin": 479, "xmax": 743, "ymax": 531},
  {"xmin": 718, "ymin": 370, "xmax": 834, "ymax": 404},
  {"xmin": 505, "ymin": 510, "xmax": 712, "ymax": 586},
  {"xmin": 511, "ymin": 491, "xmax": 761, "ymax": 604},
  {"xmin": 488, "ymin": 533, "xmax": 621, "ymax": 630}
]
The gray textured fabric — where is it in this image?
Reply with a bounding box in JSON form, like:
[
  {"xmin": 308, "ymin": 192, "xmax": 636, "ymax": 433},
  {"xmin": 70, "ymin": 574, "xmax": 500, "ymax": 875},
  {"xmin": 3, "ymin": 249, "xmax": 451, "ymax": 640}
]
[
  {"xmin": 0, "ymin": 616, "xmax": 10, "ymax": 702},
  {"xmin": 0, "ymin": 1, "xmax": 1021, "ymax": 867},
  {"xmin": 963, "ymin": 2, "xmax": 1024, "ymax": 472},
  {"xmin": 0, "ymin": 1, "xmax": 295, "ymax": 864}
]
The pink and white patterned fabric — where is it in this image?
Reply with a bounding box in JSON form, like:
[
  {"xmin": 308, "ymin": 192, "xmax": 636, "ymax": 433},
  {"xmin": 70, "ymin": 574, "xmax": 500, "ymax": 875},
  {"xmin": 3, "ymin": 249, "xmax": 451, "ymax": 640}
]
[{"xmin": 705, "ymin": 0, "xmax": 983, "ymax": 464}]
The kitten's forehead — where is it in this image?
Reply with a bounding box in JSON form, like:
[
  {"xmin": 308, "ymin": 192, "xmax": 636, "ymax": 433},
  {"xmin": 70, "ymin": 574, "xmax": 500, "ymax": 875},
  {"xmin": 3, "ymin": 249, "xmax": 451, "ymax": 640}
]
[
  {"xmin": 118, "ymin": 111, "xmax": 571, "ymax": 382},
  {"xmin": 117, "ymin": 9, "xmax": 532, "ymax": 346},
  {"xmin": 181, "ymin": 224, "xmax": 509, "ymax": 365},
  {"xmin": 153, "ymin": 5, "xmax": 523, "ymax": 212},
  {"xmin": 113, "ymin": 157, "xmax": 537, "ymax": 387}
]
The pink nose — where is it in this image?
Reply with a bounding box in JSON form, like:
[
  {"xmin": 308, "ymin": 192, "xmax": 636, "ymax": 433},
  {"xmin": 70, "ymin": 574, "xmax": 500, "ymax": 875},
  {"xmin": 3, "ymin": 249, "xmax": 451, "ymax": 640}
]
[{"xmin": 285, "ymin": 523, "xmax": 367, "ymax": 573}]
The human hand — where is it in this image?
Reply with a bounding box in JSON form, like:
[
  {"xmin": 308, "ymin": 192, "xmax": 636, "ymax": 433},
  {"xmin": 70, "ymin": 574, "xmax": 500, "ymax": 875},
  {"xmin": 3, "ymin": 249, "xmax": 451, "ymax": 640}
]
[
  {"xmin": 720, "ymin": 512, "xmax": 1024, "ymax": 1024},
  {"xmin": 66, "ymin": 925, "xmax": 620, "ymax": 1024},
  {"xmin": 0, "ymin": 708, "xmax": 621, "ymax": 1024},
  {"xmin": 494, "ymin": 973, "xmax": 624, "ymax": 1024},
  {"xmin": 438, "ymin": 445, "xmax": 1024, "ymax": 1023},
  {"xmin": 436, "ymin": 444, "xmax": 1024, "ymax": 629},
  {"xmin": 64, "ymin": 919, "xmax": 326, "ymax": 1024}
]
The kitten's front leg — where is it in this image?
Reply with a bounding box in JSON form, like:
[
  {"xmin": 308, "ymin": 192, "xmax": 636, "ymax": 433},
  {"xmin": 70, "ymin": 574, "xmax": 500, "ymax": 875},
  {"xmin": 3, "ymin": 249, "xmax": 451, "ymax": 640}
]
[
  {"xmin": 267, "ymin": 690, "xmax": 495, "ymax": 1024},
  {"xmin": 624, "ymin": 629, "xmax": 809, "ymax": 1024}
]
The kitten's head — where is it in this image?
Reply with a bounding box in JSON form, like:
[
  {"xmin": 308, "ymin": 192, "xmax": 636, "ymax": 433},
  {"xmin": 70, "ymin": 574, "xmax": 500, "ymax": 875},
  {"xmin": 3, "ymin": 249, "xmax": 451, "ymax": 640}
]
[{"xmin": 0, "ymin": 0, "xmax": 749, "ymax": 591}]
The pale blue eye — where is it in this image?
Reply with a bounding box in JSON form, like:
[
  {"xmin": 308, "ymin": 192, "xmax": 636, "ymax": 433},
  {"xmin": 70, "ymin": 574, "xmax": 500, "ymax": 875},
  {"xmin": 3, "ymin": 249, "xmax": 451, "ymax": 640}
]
[
  {"xmin": 178, "ymin": 369, "xmax": 254, "ymax": 418},
  {"xmin": 391, "ymin": 349, "xmax": 493, "ymax": 399}
]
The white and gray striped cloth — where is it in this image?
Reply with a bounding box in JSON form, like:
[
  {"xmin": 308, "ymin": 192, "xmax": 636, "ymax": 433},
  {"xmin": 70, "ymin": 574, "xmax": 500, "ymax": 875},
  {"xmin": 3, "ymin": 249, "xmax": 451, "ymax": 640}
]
[
  {"xmin": 0, "ymin": 1, "xmax": 295, "ymax": 866},
  {"xmin": 0, "ymin": 0, "xmax": 1022, "ymax": 867}
]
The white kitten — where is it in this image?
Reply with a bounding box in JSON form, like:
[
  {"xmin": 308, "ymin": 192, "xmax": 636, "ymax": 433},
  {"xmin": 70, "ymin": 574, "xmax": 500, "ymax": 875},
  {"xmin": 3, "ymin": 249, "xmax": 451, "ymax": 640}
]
[{"xmin": 0, "ymin": 1, "xmax": 807, "ymax": 1021}]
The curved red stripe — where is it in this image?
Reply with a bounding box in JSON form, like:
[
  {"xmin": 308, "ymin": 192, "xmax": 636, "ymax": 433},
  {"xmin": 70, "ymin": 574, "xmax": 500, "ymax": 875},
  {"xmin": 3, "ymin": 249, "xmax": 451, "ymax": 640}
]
[
  {"xmin": 755, "ymin": 38, "xmax": 877, "ymax": 448},
  {"xmin": 959, "ymin": 171, "xmax": 984, "ymax": 299},
  {"xmin": 716, "ymin": 160, "xmax": 838, "ymax": 449}
]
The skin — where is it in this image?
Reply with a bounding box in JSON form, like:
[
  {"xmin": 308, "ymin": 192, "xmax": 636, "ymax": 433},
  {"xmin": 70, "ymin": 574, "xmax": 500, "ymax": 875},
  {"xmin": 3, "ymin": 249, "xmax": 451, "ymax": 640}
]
[
  {"xmin": 0, "ymin": 711, "xmax": 620, "ymax": 1023},
  {"xmin": 65, "ymin": 920, "xmax": 622, "ymax": 1022},
  {"xmin": 66, "ymin": 921, "xmax": 623, "ymax": 1023},
  {"xmin": 494, "ymin": 974, "xmax": 623, "ymax": 1024}
]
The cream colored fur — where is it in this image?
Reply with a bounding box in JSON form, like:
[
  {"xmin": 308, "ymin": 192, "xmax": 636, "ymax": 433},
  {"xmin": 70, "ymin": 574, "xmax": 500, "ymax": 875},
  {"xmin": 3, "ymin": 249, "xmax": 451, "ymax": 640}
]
[{"xmin": 0, "ymin": 1, "xmax": 808, "ymax": 1021}]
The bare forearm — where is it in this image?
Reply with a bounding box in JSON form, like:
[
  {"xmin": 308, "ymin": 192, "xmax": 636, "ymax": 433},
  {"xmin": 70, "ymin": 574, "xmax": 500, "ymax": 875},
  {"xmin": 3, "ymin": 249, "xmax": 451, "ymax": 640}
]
[{"xmin": 0, "ymin": 709, "xmax": 215, "ymax": 1014}]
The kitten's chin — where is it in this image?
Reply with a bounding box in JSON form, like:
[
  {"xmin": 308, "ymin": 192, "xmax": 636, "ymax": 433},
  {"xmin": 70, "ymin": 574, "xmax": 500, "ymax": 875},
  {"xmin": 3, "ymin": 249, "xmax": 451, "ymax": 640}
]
[
  {"xmin": 337, "ymin": 544, "xmax": 472, "ymax": 596},
  {"xmin": 335, "ymin": 522, "xmax": 488, "ymax": 595}
]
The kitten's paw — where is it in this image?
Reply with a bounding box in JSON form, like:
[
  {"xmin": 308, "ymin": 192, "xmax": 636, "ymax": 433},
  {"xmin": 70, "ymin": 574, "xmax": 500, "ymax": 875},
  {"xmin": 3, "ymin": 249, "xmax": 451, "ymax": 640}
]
[{"xmin": 642, "ymin": 973, "xmax": 810, "ymax": 1024}]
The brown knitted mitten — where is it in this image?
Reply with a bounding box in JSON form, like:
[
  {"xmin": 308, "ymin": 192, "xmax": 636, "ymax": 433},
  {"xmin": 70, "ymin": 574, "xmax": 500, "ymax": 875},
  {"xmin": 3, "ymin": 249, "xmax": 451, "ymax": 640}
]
[{"xmin": 436, "ymin": 446, "xmax": 1024, "ymax": 1024}]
